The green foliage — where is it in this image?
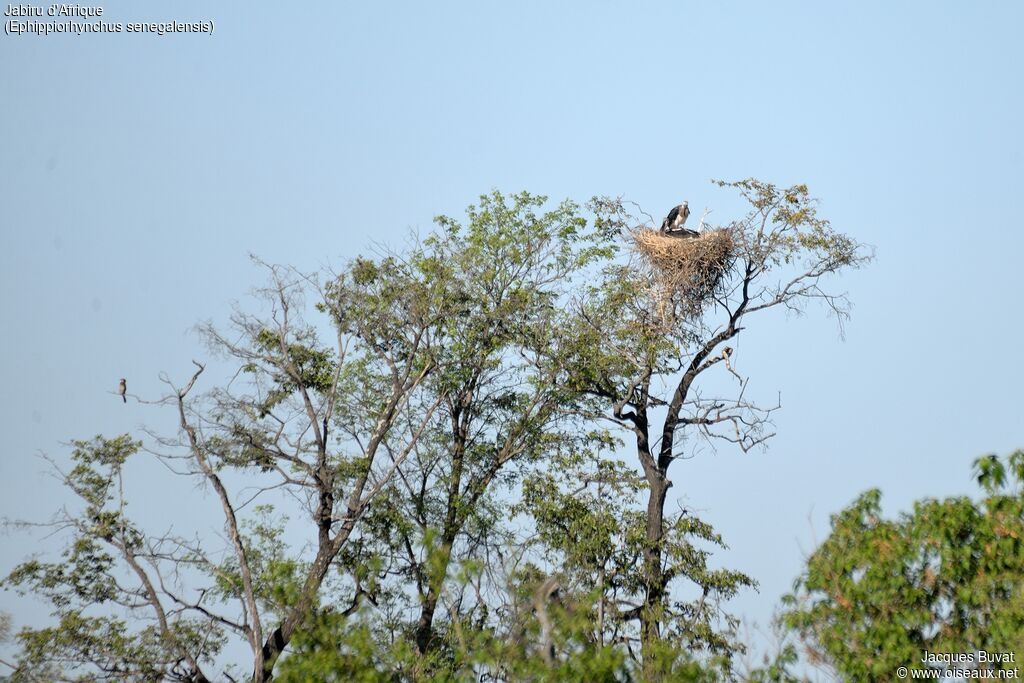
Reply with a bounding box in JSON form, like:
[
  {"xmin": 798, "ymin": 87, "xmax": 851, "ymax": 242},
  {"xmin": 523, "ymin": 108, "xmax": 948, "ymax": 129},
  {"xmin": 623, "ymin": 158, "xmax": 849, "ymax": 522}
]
[
  {"xmin": 712, "ymin": 178, "xmax": 861, "ymax": 271},
  {"xmin": 341, "ymin": 190, "xmax": 625, "ymax": 668},
  {"xmin": 247, "ymin": 327, "xmax": 336, "ymax": 416},
  {"xmin": 2, "ymin": 436, "xmax": 226, "ymax": 680},
  {"xmin": 520, "ymin": 446, "xmax": 756, "ymax": 670},
  {"xmin": 210, "ymin": 506, "xmax": 306, "ymax": 621},
  {"xmin": 783, "ymin": 450, "xmax": 1024, "ymax": 681},
  {"xmin": 9, "ymin": 612, "xmax": 219, "ymax": 682},
  {"xmin": 277, "ymin": 602, "xmax": 637, "ymax": 682},
  {"xmin": 5, "ymin": 436, "xmax": 139, "ymax": 611},
  {"xmin": 742, "ymin": 642, "xmax": 802, "ymax": 683},
  {"xmin": 276, "ymin": 611, "xmax": 401, "ymax": 682}
]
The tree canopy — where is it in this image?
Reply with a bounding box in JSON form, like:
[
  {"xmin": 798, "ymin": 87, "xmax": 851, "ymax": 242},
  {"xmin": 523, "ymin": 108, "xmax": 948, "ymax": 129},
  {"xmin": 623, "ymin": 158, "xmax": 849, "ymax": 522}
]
[
  {"xmin": 0, "ymin": 182, "xmax": 900, "ymax": 683},
  {"xmin": 782, "ymin": 451, "xmax": 1024, "ymax": 682}
]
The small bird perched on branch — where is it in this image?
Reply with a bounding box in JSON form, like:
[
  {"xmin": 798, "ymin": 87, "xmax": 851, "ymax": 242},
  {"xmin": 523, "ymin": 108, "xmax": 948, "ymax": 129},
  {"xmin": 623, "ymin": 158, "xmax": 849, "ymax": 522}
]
[
  {"xmin": 720, "ymin": 347, "xmax": 743, "ymax": 383},
  {"xmin": 660, "ymin": 201, "xmax": 698, "ymax": 237},
  {"xmin": 118, "ymin": 378, "xmax": 127, "ymax": 403}
]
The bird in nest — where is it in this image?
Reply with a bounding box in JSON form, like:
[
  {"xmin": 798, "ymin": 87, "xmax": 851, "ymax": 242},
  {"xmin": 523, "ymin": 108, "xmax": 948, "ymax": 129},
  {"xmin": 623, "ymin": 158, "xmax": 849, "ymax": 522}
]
[{"xmin": 660, "ymin": 201, "xmax": 698, "ymax": 238}]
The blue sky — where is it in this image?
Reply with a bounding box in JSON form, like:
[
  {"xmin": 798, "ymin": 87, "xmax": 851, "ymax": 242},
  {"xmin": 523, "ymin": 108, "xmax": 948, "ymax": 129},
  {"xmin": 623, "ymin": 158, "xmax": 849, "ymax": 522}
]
[{"xmin": 2, "ymin": 0, "xmax": 1023, "ymax": 663}]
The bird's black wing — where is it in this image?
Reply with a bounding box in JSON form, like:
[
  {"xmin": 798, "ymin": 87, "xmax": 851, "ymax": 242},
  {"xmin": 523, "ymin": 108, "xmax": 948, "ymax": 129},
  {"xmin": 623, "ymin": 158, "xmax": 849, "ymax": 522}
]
[{"xmin": 661, "ymin": 205, "xmax": 680, "ymax": 230}]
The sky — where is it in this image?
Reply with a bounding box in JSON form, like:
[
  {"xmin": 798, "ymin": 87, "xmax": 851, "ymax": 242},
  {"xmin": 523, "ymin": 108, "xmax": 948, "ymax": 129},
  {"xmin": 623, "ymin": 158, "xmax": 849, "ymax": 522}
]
[{"xmin": 2, "ymin": 0, "xmax": 1023, "ymax": 669}]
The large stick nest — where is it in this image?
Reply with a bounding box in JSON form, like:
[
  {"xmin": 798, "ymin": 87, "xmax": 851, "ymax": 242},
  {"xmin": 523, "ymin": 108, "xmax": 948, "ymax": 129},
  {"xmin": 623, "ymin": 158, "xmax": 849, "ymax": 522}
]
[{"xmin": 632, "ymin": 228, "xmax": 737, "ymax": 321}]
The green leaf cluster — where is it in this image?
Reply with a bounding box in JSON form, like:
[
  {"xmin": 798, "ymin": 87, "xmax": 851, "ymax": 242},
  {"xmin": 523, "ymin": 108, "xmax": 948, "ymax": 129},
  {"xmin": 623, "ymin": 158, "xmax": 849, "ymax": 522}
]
[{"xmin": 783, "ymin": 451, "xmax": 1024, "ymax": 681}]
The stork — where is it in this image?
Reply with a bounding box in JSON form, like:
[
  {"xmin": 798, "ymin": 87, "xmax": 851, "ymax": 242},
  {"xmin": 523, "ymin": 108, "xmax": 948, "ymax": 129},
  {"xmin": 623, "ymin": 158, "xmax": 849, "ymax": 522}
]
[{"xmin": 660, "ymin": 201, "xmax": 697, "ymax": 237}]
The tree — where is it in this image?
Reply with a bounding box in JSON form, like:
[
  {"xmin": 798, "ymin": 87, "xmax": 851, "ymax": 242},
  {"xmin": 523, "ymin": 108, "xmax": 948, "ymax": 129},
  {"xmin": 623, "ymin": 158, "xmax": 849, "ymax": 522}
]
[
  {"xmin": 0, "ymin": 191, "xmax": 619, "ymax": 681},
  {"xmin": 320, "ymin": 191, "xmax": 616, "ymax": 672},
  {"xmin": 1, "ymin": 183, "xmax": 870, "ymax": 681},
  {"xmin": 559, "ymin": 180, "xmax": 871, "ymax": 672},
  {"xmin": 2, "ymin": 201, "xmax": 552, "ymax": 679},
  {"xmin": 782, "ymin": 450, "xmax": 1024, "ymax": 681},
  {"xmin": 2, "ymin": 236, "xmax": 475, "ymax": 680},
  {"xmin": 519, "ymin": 444, "xmax": 753, "ymax": 679}
]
